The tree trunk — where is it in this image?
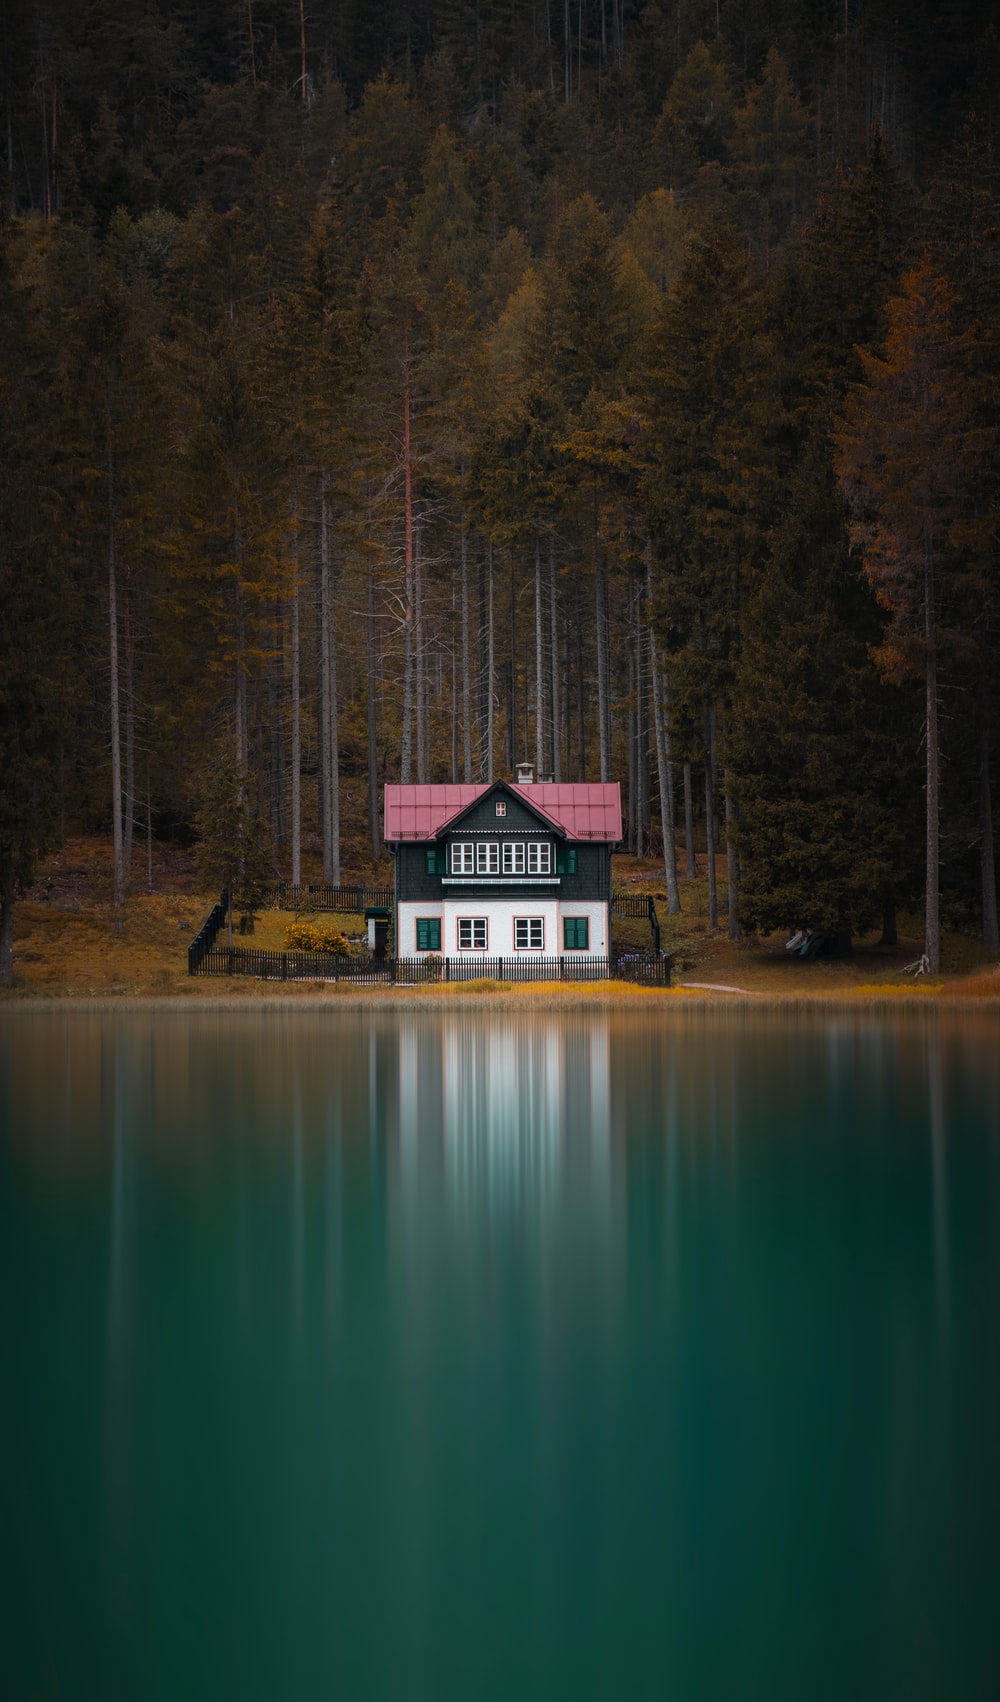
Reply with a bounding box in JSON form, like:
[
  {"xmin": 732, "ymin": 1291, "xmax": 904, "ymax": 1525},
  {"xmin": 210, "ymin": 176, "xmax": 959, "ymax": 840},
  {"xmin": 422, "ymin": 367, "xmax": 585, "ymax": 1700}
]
[
  {"xmin": 980, "ymin": 709, "xmax": 998, "ymax": 955},
  {"xmin": 123, "ymin": 568, "xmax": 135, "ymax": 882},
  {"xmin": 683, "ymin": 761, "xmax": 695, "ymax": 878},
  {"xmin": 415, "ymin": 515, "xmax": 427, "ymax": 784},
  {"xmin": 485, "ymin": 548, "xmax": 495, "ymax": 782},
  {"xmin": 367, "ymin": 553, "xmax": 380, "ymax": 860},
  {"xmin": 535, "ymin": 534, "xmax": 544, "ymax": 777},
  {"xmin": 549, "ymin": 537, "xmax": 562, "ymax": 782},
  {"xmin": 704, "ymin": 704, "xmax": 718, "ymax": 930},
  {"xmin": 0, "ymin": 893, "xmax": 15, "ymax": 985},
  {"xmin": 575, "ymin": 570, "xmax": 586, "ymax": 780},
  {"xmin": 400, "ymin": 326, "xmax": 415, "ymax": 784},
  {"xmin": 319, "ymin": 479, "xmax": 340, "ymax": 885},
  {"xmin": 724, "ymin": 762, "xmax": 740, "ymax": 941},
  {"xmin": 461, "ymin": 516, "xmax": 472, "ymax": 783},
  {"xmin": 595, "ymin": 503, "xmax": 610, "ymax": 782},
  {"xmin": 924, "ymin": 547, "xmax": 940, "ymax": 972},
  {"xmin": 290, "ymin": 490, "xmax": 301, "ymax": 888},
  {"xmin": 107, "ymin": 444, "xmax": 125, "ymax": 931},
  {"xmin": 647, "ymin": 563, "xmax": 681, "ymax": 914}
]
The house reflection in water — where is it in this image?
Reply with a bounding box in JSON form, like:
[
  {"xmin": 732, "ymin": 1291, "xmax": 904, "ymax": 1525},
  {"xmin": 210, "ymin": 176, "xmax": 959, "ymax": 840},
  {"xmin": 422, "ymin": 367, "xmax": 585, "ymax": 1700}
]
[{"xmin": 395, "ymin": 1015, "xmax": 611, "ymax": 1216}]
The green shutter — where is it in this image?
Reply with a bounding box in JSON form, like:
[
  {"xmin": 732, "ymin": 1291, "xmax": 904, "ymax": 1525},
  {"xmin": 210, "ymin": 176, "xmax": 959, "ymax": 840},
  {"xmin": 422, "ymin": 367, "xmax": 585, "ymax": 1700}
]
[
  {"xmin": 556, "ymin": 847, "xmax": 577, "ymax": 875},
  {"xmin": 425, "ymin": 847, "xmax": 445, "ymax": 875},
  {"xmin": 417, "ymin": 918, "xmax": 440, "ymax": 951},
  {"xmin": 563, "ymin": 917, "xmax": 589, "ymax": 951}
]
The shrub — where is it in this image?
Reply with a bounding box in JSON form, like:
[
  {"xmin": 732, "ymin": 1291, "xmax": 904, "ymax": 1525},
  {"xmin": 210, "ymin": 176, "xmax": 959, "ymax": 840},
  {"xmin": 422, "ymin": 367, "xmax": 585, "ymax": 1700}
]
[{"xmin": 284, "ymin": 919, "xmax": 355, "ymax": 955}]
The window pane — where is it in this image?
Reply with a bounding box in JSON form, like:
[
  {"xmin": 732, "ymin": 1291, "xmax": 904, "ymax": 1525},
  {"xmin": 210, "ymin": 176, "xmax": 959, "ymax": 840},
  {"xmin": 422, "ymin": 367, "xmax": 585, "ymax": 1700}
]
[
  {"xmin": 527, "ymin": 842, "xmax": 551, "ymax": 874},
  {"xmin": 477, "ymin": 842, "xmax": 499, "ymax": 873},
  {"xmin": 458, "ymin": 918, "xmax": 487, "ymax": 950},
  {"xmin": 503, "ymin": 842, "xmax": 525, "ymax": 873},
  {"xmin": 515, "ymin": 917, "xmax": 544, "ymax": 950},
  {"xmin": 452, "ymin": 842, "xmax": 473, "ymax": 873}
]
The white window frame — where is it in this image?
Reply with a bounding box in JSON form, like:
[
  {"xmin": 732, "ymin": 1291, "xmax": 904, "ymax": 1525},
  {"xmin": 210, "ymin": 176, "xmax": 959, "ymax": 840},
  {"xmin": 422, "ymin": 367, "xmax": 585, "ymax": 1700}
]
[
  {"xmin": 514, "ymin": 917, "xmax": 544, "ymax": 951},
  {"xmin": 476, "ymin": 841, "xmax": 500, "ymax": 874},
  {"xmin": 527, "ymin": 841, "xmax": 551, "ymax": 874},
  {"xmin": 457, "ymin": 917, "xmax": 488, "ymax": 951},
  {"xmin": 451, "ymin": 841, "xmax": 474, "ymax": 874},
  {"xmin": 502, "ymin": 841, "xmax": 526, "ymax": 874},
  {"xmin": 495, "ymin": 801, "xmax": 506, "ymax": 816}
]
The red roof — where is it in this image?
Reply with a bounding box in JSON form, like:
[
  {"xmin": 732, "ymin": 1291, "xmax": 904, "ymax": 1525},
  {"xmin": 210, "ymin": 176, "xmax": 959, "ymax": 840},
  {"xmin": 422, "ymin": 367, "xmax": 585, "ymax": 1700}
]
[{"xmin": 384, "ymin": 782, "xmax": 622, "ymax": 843}]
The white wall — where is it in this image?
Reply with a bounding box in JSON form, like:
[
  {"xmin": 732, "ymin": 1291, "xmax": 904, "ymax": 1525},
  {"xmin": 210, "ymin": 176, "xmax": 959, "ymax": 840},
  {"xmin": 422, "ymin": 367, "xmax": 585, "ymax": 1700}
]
[{"xmin": 398, "ymin": 897, "xmax": 607, "ymax": 956}]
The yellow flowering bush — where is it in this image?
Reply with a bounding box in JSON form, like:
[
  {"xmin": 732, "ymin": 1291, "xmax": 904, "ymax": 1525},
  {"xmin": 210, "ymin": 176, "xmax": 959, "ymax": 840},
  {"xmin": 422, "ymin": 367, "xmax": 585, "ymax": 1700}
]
[{"xmin": 284, "ymin": 919, "xmax": 355, "ymax": 954}]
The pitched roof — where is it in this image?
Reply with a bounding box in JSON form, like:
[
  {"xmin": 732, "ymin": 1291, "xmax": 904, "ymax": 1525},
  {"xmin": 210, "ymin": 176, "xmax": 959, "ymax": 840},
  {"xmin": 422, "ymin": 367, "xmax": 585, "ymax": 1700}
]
[{"xmin": 383, "ymin": 782, "xmax": 622, "ymax": 843}]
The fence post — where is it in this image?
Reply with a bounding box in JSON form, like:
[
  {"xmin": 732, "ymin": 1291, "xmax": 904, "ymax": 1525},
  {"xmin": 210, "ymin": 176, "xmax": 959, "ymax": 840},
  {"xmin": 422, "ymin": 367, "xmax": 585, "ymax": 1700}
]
[{"xmin": 282, "ymin": 953, "xmax": 287, "ymax": 981}]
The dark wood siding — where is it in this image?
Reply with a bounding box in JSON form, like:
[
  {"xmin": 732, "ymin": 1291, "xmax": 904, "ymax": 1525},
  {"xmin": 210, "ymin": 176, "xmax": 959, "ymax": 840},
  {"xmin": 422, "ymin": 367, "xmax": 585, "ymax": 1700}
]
[{"xmin": 395, "ymin": 837, "xmax": 611, "ymax": 903}]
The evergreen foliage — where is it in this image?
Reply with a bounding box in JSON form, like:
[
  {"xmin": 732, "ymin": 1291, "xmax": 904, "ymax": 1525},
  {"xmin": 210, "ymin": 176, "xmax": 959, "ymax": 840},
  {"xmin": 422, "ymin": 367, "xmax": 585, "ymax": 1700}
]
[{"xmin": 2, "ymin": 0, "xmax": 999, "ymax": 960}]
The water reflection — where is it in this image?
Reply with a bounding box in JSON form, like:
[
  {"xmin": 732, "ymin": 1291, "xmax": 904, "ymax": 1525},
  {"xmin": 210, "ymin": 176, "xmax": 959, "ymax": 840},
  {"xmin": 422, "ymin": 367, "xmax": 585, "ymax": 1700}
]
[{"xmin": 2, "ymin": 1006, "xmax": 999, "ymax": 1702}]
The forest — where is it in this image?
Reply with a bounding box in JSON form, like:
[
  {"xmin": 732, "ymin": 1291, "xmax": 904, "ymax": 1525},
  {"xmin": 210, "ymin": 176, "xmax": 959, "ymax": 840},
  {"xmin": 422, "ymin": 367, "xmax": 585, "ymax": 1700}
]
[{"xmin": 3, "ymin": 0, "xmax": 1000, "ymax": 977}]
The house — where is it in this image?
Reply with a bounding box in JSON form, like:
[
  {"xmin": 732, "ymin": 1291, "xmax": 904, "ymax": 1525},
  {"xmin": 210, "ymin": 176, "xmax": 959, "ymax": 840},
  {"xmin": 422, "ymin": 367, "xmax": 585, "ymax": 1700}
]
[{"xmin": 384, "ymin": 767, "xmax": 622, "ymax": 960}]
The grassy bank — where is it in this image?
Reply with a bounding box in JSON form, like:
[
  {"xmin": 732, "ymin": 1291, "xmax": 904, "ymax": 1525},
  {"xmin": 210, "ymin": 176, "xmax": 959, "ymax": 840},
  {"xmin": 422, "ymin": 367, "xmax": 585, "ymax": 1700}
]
[{"xmin": 3, "ymin": 837, "xmax": 998, "ymax": 1005}]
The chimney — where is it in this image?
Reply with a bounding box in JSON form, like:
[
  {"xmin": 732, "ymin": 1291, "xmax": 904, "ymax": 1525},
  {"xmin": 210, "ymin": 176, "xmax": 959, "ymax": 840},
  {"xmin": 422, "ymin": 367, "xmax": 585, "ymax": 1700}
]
[{"xmin": 515, "ymin": 762, "xmax": 534, "ymax": 785}]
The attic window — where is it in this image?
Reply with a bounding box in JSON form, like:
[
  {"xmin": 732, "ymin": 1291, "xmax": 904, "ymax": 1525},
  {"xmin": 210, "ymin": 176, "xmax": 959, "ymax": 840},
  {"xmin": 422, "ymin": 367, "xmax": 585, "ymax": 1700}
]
[{"xmin": 495, "ymin": 801, "xmax": 506, "ymax": 817}]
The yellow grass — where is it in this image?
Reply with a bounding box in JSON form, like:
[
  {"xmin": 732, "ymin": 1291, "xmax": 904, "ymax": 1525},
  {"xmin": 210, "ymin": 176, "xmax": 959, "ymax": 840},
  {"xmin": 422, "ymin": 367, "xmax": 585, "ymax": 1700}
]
[{"xmin": 4, "ymin": 837, "xmax": 998, "ymax": 1008}]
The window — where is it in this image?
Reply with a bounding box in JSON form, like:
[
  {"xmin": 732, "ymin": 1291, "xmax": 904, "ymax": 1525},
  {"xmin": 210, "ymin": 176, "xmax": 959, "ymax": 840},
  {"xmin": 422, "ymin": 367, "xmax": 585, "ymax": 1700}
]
[
  {"xmin": 527, "ymin": 841, "xmax": 551, "ymax": 874},
  {"xmin": 495, "ymin": 801, "xmax": 506, "ymax": 816},
  {"xmin": 457, "ymin": 917, "xmax": 488, "ymax": 950},
  {"xmin": 451, "ymin": 842, "xmax": 474, "ymax": 873},
  {"xmin": 476, "ymin": 841, "xmax": 500, "ymax": 874},
  {"xmin": 502, "ymin": 841, "xmax": 525, "ymax": 874},
  {"xmin": 563, "ymin": 916, "xmax": 589, "ymax": 951},
  {"xmin": 555, "ymin": 846, "xmax": 577, "ymax": 875},
  {"xmin": 514, "ymin": 917, "xmax": 544, "ymax": 951},
  {"xmin": 416, "ymin": 917, "xmax": 441, "ymax": 951},
  {"xmin": 425, "ymin": 847, "xmax": 446, "ymax": 875}
]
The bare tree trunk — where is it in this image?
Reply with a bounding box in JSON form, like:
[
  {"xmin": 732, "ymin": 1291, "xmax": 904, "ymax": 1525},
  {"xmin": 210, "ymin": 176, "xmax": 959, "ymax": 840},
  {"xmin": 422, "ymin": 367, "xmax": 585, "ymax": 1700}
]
[
  {"xmin": 636, "ymin": 590, "xmax": 649, "ymax": 855},
  {"xmin": 461, "ymin": 516, "xmax": 472, "ymax": 782},
  {"xmin": 123, "ymin": 567, "xmax": 135, "ymax": 883},
  {"xmin": 400, "ymin": 325, "xmax": 415, "ymax": 785},
  {"xmin": 647, "ymin": 558, "xmax": 681, "ymax": 914},
  {"xmin": 146, "ymin": 769, "xmax": 153, "ymax": 895},
  {"xmin": 980, "ymin": 702, "xmax": 998, "ymax": 955},
  {"xmin": 0, "ymin": 894, "xmax": 14, "ymax": 986},
  {"xmin": 485, "ymin": 547, "xmax": 495, "ymax": 782},
  {"xmin": 724, "ymin": 764, "xmax": 740, "ymax": 940},
  {"xmin": 290, "ymin": 491, "xmax": 301, "ymax": 888},
  {"xmin": 683, "ymin": 761, "xmax": 695, "ymax": 878},
  {"xmin": 107, "ymin": 445, "xmax": 125, "ymax": 930},
  {"xmin": 367, "ymin": 553, "xmax": 380, "ymax": 860},
  {"xmin": 549, "ymin": 537, "xmax": 561, "ymax": 782},
  {"xmin": 704, "ymin": 703, "xmax": 718, "ymax": 930},
  {"xmin": 535, "ymin": 534, "xmax": 544, "ymax": 777},
  {"xmin": 575, "ymin": 569, "xmax": 586, "ymax": 779},
  {"xmin": 319, "ymin": 479, "xmax": 339, "ymax": 884},
  {"xmin": 415, "ymin": 515, "xmax": 427, "ymax": 783},
  {"xmin": 924, "ymin": 546, "xmax": 940, "ymax": 972},
  {"xmin": 595, "ymin": 500, "xmax": 610, "ymax": 781}
]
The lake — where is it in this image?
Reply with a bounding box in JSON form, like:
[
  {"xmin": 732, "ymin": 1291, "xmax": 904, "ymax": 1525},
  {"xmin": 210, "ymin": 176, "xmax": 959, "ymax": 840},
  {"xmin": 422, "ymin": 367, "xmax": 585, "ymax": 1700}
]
[{"xmin": 2, "ymin": 1004, "xmax": 998, "ymax": 1700}]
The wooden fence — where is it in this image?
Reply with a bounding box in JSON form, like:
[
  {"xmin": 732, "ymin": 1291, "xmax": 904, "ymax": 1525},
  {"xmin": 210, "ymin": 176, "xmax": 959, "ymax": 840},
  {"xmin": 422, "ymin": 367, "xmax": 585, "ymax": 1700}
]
[
  {"xmin": 189, "ymin": 949, "xmax": 670, "ymax": 987},
  {"xmin": 264, "ymin": 883, "xmax": 393, "ymax": 914}
]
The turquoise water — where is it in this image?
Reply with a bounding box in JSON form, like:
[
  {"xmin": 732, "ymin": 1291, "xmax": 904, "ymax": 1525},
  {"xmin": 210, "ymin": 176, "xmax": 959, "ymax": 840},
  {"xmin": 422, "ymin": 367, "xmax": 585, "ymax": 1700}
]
[{"xmin": 1, "ymin": 1006, "xmax": 998, "ymax": 1701}]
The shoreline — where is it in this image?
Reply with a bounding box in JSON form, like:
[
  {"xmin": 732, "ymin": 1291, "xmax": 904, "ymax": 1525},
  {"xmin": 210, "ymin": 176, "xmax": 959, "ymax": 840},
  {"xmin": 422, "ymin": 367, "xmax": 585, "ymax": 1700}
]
[{"xmin": 3, "ymin": 984, "xmax": 999, "ymax": 1015}]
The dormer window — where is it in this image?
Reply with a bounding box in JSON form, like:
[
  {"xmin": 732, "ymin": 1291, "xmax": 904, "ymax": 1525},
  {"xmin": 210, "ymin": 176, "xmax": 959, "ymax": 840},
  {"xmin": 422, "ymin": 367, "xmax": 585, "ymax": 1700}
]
[{"xmin": 495, "ymin": 800, "xmax": 506, "ymax": 817}]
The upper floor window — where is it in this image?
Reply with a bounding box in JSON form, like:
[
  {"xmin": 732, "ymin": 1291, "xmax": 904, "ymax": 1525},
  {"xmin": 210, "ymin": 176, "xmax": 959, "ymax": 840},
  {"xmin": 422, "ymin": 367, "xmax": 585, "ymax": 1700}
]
[
  {"xmin": 476, "ymin": 842, "xmax": 500, "ymax": 874},
  {"xmin": 495, "ymin": 801, "xmax": 506, "ymax": 816},
  {"xmin": 527, "ymin": 842, "xmax": 551, "ymax": 874},
  {"xmin": 451, "ymin": 842, "xmax": 474, "ymax": 874},
  {"xmin": 503, "ymin": 841, "xmax": 525, "ymax": 874}
]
